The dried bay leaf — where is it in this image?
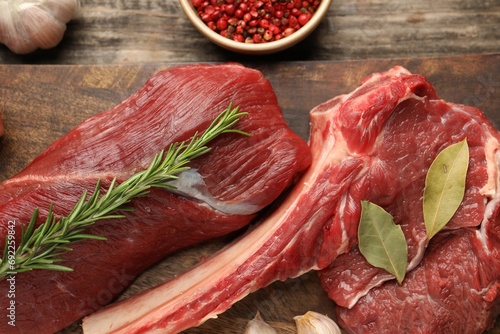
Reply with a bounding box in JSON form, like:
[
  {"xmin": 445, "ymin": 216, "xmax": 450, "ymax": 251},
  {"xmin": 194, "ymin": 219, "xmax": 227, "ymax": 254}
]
[
  {"xmin": 358, "ymin": 140, "xmax": 469, "ymax": 284},
  {"xmin": 423, "ymin": 139, "xmax": 469, "ymax": 240},
  {"xmin": 358, "ymin": 201, "xmax": 408, "ymax": 284}
]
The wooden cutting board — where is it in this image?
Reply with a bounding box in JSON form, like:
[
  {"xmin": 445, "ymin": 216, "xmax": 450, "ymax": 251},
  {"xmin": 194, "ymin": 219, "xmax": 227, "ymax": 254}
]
[{"xmin": 0, "ymin": 54, "xmax": 499, "ymax": 333}]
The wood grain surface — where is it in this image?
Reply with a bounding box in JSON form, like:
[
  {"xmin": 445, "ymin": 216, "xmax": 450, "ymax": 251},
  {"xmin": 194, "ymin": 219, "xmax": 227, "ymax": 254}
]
[
  {"xmin": 0, "ymin": 0, "xmax": 499, "ymax": 64},
  {"xmin": 0, "ymin": 54, "xmax": 500, "ymax": 333}
]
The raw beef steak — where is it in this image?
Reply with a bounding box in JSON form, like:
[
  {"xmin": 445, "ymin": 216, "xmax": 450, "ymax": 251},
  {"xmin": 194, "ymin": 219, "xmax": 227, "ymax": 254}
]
[
  {"xmin": 335, "ymin": 223, "xmax": 500, "ymax": 333},
  {"xmin": 0, "ymin": 63, "xmax": 311, "ymax": 334},
  {"xmin": 319, "ymin": 67, "xmax": 500, "ymax": 333},
  {"xmin": 84, "ymin": 66, "xmax": 500, "ymax": 334}
]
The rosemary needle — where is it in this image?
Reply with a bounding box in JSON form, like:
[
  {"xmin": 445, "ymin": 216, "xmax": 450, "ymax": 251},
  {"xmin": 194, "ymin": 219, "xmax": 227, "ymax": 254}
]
[{"xmin": 0, "ymin": 103, "xmax": 248, "ymax": 279}]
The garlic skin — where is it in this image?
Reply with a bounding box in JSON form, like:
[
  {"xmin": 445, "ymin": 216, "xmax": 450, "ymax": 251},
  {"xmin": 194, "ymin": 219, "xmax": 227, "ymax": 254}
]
[
  {"xmin": 0, "ymin": 0, "xmax": 80, "ymax": 54},
  {"xmin": 244, "ymin": 311, "xmax": 277, "ymax": 334},
  {"xmin": 294, "ymin": 311, "xmax": 342, "ymax": 334}
]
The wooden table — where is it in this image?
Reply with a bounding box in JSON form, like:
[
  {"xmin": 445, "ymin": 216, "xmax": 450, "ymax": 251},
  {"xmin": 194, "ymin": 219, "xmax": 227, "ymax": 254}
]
[
  {"xmin": 0, "ymin": 0, "xmax": 499, "ymax": 63},
  {"xmin": 1, "ymin": 0, "xmax": 500, "ymax": 333}
]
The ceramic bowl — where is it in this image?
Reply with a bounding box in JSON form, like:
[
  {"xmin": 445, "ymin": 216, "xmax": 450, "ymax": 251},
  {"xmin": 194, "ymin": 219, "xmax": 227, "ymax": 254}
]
[{"xmin": 179, "ymin": 0, "xmax": 332, "ymax": 55}]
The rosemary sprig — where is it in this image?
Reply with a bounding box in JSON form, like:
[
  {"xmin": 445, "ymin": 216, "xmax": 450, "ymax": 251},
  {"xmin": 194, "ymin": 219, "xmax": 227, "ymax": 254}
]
[{"xmin": 0, "ymin": 103, "xmax": 248, "ymax": 279}]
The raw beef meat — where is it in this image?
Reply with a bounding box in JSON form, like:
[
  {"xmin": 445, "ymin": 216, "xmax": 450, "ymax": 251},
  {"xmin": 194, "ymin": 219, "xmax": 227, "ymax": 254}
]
[
  {"xmin": 319, "ymin": 68, "xmax": 500, "ymax": 332},
  {"xmin": 335, "ymin": 221, "xmax": 500, "ymax": 333},
  {"xmin": 0, "ymin": 63, "xmax": 312, "ymax": 334},
  {"xmin": 83, "ymin": 66, "xmax": 500, "ymax": 334}
]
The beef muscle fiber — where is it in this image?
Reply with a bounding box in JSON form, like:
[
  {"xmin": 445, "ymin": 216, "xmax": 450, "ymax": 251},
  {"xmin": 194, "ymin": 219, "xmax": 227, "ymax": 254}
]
[
  {"xmin": 84, "ymin": 66, "xmax": 500, "ymax": 334},
  {"xmin": 0, "ymin": 63, "xmax": 311, "ymax": 334}
]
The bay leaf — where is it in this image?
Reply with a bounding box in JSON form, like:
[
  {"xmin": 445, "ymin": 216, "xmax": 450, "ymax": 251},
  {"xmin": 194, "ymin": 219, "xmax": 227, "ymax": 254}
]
[
  {"xmin": 358, "ymin": 200, "xmax": 408, "ymax": 284},
  {"xmin": 423, "ymin": 139, "xmax": 469, "ymax": 240}
]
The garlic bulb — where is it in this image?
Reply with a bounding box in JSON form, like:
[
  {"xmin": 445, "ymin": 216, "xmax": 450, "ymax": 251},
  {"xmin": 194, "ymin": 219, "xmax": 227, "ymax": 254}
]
[
  {"xmin": 294, "ymin": 311, "xmax": 342, "ymax": 334},
  {"xmin": 244, "ymin": 311, "xmax": 277, "ymax": 334},
  {"xmin": 0, "ymin": 0, "xmax": 80, "ymax": 54}
]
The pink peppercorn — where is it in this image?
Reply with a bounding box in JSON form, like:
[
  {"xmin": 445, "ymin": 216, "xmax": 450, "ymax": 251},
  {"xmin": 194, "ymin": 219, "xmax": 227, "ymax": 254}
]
[
  {"xmin": 225, "ymin": 4, "xmax": 236, "ymax": 15},
  {"xmin": 263, "ymin": 29, "xmax": 273, "ymax": 41},
  {"xmin": 290, "ymin": 7, "xmax": 301, "ymax": 17},
  {"xmin": 217, "ymin": 18, "xmax": 228, "ymax": 30},
  {"xmin": 234, "ymin": 9, "xmax": 244, "ymax": 19},
  {"xmin": 253, "ymin": 33, "xmax": 262, "ymax": 43},
  {"xmin": 192, "ymin": 0, "xmax": 203, "ymax": 8},
  {"xmin": 298, "ymin": 13, "xmax": 310, "ymax": 26},
  {"xmin": 233, "ymin": 34, "xmax": 244, "ymax": 42},
  {"xmin": 259, "ymin": 19, "xmax": 269, "ymax": 29},
  {"xmin": 248, "ymin": 19, "xmax": 259, "ymax": 27},
  {"xmin": 192, "ymin": 0, "xmax": 321, "ymax": 43}
]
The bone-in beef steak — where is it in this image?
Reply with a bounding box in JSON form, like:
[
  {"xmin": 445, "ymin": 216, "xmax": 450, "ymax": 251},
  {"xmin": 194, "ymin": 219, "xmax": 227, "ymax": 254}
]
[
  {"xmin": 319, "ymin": 67, "xmax": 500, "ymax": 333},
  {"xmin": 83, "ymin": 66, "xmax": 500, "ymax": 334},
  {"xmin": 0, "ymin": 63, "xmax": 311, "ymax": 334}
]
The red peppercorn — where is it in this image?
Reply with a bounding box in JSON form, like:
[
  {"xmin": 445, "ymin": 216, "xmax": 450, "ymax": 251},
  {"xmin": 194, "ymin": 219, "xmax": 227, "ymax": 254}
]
[
  {"xmin": 191, "ymin": 0, "xmax": 320, "ymax": 42},
  {"xmin": 291, "ymin": 7, "xmax": 300, "ymax": 17},
  {"xmin": 265, "ymin": 3, "xmax": 275, "ymax": 15},
  {"xmin": 239, "ymin": 3, "xmax": 248, "ymax": 11},
  {"xmin": 212, "ymin": 9, "xmax": 221, "ymax": 19},
  {"xmin": 204, "ymin": 5, "xmax": 215, "ymax": 14},
  {"xmin": 253, "ymin": 33, "xmax": 262, "ymax": 43},
  {"xmin": 248, "ymin": 19, "xmax": 259, "ymax": 27},
  {"xmin": 217, "ymin": 18, "xmax": 228, "ymax": 31},
  {"xmin": 233, "ymin": 34, "xmax": 245, "ymax": 42},
  {"xmin": 298, "ymin": 13, "xmax": 309, "ymax": 26},
  {"xmin": 234, "ymin": 9, "xmax": 244, "ymax": 18},
  {"xmin": 263, "ymin": 29, "xmax": 273, "ymax": 41},
  {"xmin": 207, "ymin": 21, "xmax": 216, "ymax": 30},
  {"xmin": 225, "ymin": 4, "xmax": 236, "ymax": 15},
  {"xmin": 283, "ymin": 27, "xmax": 295, "ymax": 36},
  {"xmin": 228, "ymin": 17, "xmax": 238, "ymax": 25},
  {"xmin": 201, "ymin": 13, "xmax": 212, "ymax": 22}
]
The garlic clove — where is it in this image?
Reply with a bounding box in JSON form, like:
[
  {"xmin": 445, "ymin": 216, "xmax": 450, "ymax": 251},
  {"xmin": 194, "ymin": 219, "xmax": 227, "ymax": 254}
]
[
  {"xmin": 0, "ymin": 0, "xmax": 80, "ymax": 54},
  {"xmin": 244, "ymin": 311, "xmax": 277, "ymax": 334},
  {"xmin": 294, "ymin": 311, "xmax": 342, "ymax": 334}
]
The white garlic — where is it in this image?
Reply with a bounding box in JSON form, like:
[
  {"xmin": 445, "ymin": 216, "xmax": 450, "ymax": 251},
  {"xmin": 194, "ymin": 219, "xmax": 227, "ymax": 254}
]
[
  {"xmin": 294, "ymin": 311, "xmax": 342, "ymax": 334},
  {"xmin": 244, "ymin": 311, "xmax": 277, "ymax": 334},
  {"xmin": 0, "ymin": 0, "xmax": 80, "ymax": 54}
]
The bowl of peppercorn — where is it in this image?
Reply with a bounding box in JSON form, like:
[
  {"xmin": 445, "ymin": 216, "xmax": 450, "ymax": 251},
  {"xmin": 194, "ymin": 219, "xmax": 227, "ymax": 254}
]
[{"xmin": 179, "ymin": 0, "xmax": 332, "ymax": 54}]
